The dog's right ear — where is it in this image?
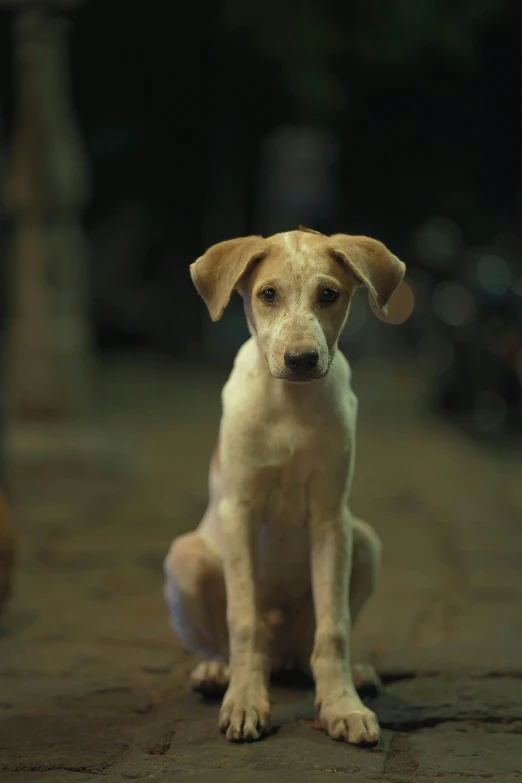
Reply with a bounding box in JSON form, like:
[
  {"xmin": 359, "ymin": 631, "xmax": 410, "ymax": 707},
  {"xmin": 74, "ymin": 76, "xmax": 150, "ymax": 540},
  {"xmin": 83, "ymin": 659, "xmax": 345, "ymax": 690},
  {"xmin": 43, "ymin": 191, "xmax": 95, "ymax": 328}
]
[{"xmin": 190, "ymin": 236, "xmax": 267, "ymax": 321}]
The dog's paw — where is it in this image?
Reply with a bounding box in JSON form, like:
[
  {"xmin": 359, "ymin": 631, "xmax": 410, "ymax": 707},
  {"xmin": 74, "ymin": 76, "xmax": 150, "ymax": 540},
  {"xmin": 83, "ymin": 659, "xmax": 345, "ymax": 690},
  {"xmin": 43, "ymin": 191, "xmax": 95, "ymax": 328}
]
[
  {"xmin": 318, "ymin": 692, "xmax": 380, "ymax": 746},
  {"xmin": 219, "ymin": 683, "xmax": 271, "ymax": 742},
  {"xmin": 190, "ymin": 661, "xmax": 230, "ymax": 697}
]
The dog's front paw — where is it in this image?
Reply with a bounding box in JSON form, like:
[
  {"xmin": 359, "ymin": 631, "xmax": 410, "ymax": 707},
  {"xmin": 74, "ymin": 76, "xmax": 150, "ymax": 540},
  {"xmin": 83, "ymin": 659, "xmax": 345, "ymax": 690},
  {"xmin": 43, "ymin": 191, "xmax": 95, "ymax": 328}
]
[
  {"xmin": 219, "ymin": 682, "xmax": 271, "ymax": 742},
  {"xmin": 318, "ymin": 691, "xmax": 380, "ymax": 746}
]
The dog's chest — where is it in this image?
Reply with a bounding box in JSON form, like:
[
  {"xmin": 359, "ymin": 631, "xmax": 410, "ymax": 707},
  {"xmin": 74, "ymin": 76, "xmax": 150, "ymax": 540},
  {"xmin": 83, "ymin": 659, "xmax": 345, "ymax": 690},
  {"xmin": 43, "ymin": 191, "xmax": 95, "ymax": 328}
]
[
  {"xmin": 258, "ymin": 448, "xmax": 313, "ymax": 598},
  {"xmin": 261, "ymin": 431, "xmax": 313, "ymax": 522},
  {"xmin": 255, "ymin": 419, "xmax": 317, "ymax": 559}
]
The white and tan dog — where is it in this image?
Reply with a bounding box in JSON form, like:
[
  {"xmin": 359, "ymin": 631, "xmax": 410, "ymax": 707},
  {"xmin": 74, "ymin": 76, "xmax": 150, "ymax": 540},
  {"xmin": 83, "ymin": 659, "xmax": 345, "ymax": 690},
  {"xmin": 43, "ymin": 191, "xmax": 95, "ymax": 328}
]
[{"xmin": 164, "ymin": 227, "xmax": 405, "ymax": 746}]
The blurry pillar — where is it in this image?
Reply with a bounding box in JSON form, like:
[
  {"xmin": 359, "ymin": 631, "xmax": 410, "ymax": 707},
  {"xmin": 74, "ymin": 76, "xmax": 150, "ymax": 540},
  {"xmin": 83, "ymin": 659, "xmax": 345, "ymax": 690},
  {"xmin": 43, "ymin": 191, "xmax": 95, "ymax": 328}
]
[
  {"xmin": 0, "ymin": 108, "xmax": 15, "ymax": 616},
  {"xmin": 2, "ymin": 1, "xmax": 93, "ymax": 420}
]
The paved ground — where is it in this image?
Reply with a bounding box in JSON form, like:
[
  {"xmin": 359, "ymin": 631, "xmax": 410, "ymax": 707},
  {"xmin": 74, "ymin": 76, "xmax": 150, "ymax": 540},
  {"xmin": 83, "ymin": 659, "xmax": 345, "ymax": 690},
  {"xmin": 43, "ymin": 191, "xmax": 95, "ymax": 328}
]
[{"xmin": 1, "ymin": 357, "xmax": 522, "ymax": 782}]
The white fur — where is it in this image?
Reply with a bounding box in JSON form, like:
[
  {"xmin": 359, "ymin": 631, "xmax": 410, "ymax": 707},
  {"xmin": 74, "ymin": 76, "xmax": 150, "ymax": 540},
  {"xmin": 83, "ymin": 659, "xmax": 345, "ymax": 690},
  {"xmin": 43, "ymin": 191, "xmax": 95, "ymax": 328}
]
[{"xmin": 163, "ymin": 230, "xmax": 399, "ymax": 746}]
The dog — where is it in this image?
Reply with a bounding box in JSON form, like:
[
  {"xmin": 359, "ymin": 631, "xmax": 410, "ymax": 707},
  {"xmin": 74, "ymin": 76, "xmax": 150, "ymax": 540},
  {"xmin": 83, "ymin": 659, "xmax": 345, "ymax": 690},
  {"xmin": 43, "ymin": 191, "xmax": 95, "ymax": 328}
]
[{"xmin": 164, "ymin": 227, "xmax": 405, "ymax": 745}]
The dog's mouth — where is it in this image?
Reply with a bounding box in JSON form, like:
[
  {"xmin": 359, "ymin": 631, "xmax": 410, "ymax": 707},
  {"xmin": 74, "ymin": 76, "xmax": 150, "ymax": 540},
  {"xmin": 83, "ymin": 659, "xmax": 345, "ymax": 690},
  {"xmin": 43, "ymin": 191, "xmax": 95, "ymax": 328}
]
[
  {"xmin": 284, "ymin": 377, "xmax": 323, "ymax": 385},
  {"xmin": 273, "ymin": 369, "xmax": 328, "ymax": 384}
]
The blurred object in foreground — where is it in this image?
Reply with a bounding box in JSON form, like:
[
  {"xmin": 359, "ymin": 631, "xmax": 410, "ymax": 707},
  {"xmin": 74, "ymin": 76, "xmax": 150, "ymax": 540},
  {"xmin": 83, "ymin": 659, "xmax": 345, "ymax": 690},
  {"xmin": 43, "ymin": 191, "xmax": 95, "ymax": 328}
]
[{"xmin": 2, "ymin": 1, "xmax": 93, "ymax": 420}]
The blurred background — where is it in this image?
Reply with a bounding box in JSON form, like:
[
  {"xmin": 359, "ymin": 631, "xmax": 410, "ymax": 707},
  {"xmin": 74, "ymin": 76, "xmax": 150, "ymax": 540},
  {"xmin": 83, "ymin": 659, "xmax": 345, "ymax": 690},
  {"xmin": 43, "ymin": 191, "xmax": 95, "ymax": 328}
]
[
  {"xmin": 2, "ymin": 0, "xmax": 522, "ymax": 441},
  {"xmin": 0, "ymin": 0, "xmax": 522, "ymax": 729}
]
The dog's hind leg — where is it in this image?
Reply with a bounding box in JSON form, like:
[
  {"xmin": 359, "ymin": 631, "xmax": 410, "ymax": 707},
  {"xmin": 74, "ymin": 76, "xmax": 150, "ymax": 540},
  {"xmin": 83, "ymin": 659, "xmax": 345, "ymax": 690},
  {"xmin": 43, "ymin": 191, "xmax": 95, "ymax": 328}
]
[
  {"xmin": 349, "ymin": 517, "xmax": 382, "ymax": 626},
  {"xmin": 164, "ymin": 529, "xmax": 230, "ymax": 696},
  {"xmin": 346, "ymin": 516, "xmax": 382, "ymax": 691}
]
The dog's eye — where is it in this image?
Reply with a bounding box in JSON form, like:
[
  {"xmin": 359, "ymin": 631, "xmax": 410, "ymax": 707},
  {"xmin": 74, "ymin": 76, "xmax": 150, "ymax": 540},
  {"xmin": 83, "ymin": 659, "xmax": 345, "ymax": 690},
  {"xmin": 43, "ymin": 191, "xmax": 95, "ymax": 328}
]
[
  {"xmin": 320, "ymin": 288, "xmax": 339, "ymax": 304},
  {"xmin": 260, "ymin": 288, "xmax": 276, "ymax": 303}
]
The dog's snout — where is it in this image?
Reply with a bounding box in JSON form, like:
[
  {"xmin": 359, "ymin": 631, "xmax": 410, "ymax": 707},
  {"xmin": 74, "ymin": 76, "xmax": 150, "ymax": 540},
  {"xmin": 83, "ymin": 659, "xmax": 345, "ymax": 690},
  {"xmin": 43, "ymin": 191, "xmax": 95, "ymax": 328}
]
[{"xmin": 284, "ymin": 350, "xmax": 319, "ymax": 374}]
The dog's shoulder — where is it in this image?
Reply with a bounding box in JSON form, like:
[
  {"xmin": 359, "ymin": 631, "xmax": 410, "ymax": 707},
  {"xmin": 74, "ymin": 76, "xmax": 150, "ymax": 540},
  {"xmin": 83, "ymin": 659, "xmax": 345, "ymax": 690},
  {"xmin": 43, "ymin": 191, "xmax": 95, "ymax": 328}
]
[
  {"xmin": 325, "ymin": 351, "xmax": 358, "ymax": 428},
  {"xmin": 329, "ymin": 350, "xmax": 354, "ymax": 395},
  {"xmin": 221, "ymin": 338, "xmax": 263, "ymax": 410}
]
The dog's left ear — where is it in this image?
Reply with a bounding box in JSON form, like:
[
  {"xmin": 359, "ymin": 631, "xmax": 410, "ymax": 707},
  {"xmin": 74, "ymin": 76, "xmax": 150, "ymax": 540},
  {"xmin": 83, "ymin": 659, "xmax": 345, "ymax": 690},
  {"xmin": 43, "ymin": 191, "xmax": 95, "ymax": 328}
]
[
  {"xmin": 328, "ymin": 235, "xmax": 406, "ymax": 315},
  {"xmin": 190, "ymin": 236, "xmax": 267, "ymax": 321}
]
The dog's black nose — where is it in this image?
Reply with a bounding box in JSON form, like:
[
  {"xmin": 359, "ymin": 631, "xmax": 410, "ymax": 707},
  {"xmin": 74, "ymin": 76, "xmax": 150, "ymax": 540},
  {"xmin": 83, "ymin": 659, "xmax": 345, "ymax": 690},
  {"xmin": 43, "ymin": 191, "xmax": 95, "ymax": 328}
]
[{"xmin": 284, "ymin": 350, "xmax": 319, "ymax": 373}]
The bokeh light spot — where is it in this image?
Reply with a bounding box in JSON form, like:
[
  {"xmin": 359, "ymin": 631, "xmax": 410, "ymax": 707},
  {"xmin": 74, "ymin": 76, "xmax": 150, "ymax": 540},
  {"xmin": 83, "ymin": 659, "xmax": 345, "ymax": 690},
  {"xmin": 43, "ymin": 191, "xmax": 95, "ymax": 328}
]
[
  {"xmin": 476, "ymin": 254, "xmax": 511, "ymax": 296},
  {"xmin": 473, "ymin": 390, "xmax": 507, "ymax": 432},
  {"xmin": 370, "ymin": 279, "xmax": 415, "ymax": 324},
  {"xmin": 414, "ymin": 217, "xmax": 462, "ymax": 269},
  {"xmin": 405, "ymin": 269, "xmax": 434, "ymax": 315},
  {"xmin": 512, "ymin": 278, "xmax": 522, "ymax": 297},
  {"xmin": 432, "ymin": 282, "xmax": 476, "ymax": 327}
]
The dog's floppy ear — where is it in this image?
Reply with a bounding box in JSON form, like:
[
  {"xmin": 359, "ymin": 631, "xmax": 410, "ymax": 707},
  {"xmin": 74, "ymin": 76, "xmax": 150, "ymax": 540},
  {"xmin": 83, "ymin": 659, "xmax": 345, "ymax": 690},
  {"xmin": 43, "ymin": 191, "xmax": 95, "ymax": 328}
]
[
  {"xmin": 328, "ymin": 234, "xmax": 406, "ymax": 315},
  {"xmin": 190, "ymin": 236, "xmax": 267, "ymax": 321}
]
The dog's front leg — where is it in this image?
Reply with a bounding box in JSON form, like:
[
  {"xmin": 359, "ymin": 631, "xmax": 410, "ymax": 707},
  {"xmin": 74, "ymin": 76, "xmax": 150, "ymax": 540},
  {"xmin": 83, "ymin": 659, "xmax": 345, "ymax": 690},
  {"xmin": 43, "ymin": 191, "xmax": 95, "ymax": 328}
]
[
  {"xmin": 309, "ymin": 494, "xmax": 380, "ymax": 746},
  {"xmin": 218, "ymin": 497, "xmax": 271, "ymax": 742}
]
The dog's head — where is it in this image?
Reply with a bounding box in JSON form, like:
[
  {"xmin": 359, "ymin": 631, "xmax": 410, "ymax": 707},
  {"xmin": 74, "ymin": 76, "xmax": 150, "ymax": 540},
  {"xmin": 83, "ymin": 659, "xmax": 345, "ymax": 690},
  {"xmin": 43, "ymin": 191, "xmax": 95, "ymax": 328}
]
[{"xmin": 190, "ymin": 227, "xmax": 406, "ymax": 383}]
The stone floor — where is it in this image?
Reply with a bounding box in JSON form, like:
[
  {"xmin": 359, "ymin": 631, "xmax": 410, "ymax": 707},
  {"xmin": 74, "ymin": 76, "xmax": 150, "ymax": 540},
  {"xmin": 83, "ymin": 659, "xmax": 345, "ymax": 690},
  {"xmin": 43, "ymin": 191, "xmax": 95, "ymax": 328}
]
[{"xmin": 1, "ymin": 357, "xmax": 522, "ymax": 782}]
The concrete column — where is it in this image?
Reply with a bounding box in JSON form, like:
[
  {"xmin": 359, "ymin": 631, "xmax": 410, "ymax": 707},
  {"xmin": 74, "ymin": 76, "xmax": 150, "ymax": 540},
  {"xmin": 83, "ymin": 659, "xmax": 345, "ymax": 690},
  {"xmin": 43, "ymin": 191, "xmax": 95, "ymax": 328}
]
[
  {"xmin": 0, "ymin": 105, "xmax": 15, "ymax": 616},
  {"xmin": 2, "ymin": 1, "xmax": 93, "ymax": 420}
]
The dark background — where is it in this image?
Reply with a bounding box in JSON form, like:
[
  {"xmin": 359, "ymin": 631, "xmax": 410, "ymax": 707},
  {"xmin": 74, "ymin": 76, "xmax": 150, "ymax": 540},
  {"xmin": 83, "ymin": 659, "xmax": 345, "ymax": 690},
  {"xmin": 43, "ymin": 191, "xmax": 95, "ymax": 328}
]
[
  {"xmin": 2, "ymin": 5, "xmax": 522, "ymax": 771},
  {"xmin": 1, "ymin": 0, "xmax": 522, "ymax": 440}
]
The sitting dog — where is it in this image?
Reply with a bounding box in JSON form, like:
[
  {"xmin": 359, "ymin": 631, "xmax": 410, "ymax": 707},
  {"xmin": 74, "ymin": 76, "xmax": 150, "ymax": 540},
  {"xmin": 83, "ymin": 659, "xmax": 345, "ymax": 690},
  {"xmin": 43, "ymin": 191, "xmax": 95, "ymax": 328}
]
[{"xmin": 164, "ymin": 227, "xmax": 405, "ymax": 745}]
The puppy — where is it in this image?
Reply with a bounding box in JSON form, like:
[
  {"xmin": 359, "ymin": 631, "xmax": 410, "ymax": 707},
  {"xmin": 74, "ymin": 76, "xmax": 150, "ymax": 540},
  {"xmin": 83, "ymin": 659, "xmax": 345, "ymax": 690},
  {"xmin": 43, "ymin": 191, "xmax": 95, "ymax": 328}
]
[{"xmin": 164, "ymin": 227, "xmax": 405, "ymax": 745}]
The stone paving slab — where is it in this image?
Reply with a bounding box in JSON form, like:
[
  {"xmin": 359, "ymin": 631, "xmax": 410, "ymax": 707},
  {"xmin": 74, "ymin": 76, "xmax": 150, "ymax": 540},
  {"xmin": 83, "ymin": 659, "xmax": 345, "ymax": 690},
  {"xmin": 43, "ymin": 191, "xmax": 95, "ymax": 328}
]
[
  {"xmin": 0, "ymin": 774, "xmax": 387, "ymax": 783},
  {"xmin": 410, "ymin": 722, "xmax": 522, "ymax": 777},
  {"xmin": 2, "ymin": 777, "xmax": 522, "ymax": 783},
  {"xmin": 3, "ymin": 673, "xmax": 522, "ymax": 779},
  {"xmin": 375, "ymin": 636, "xmax": 522, "ymax": 677},
  {"xmin": 369, "ymin": 674, "xmax": 522, "ymax": 729},
  {"xmin": 0, "ymin": 686, "xmax": 171, "ymax": 773}
]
